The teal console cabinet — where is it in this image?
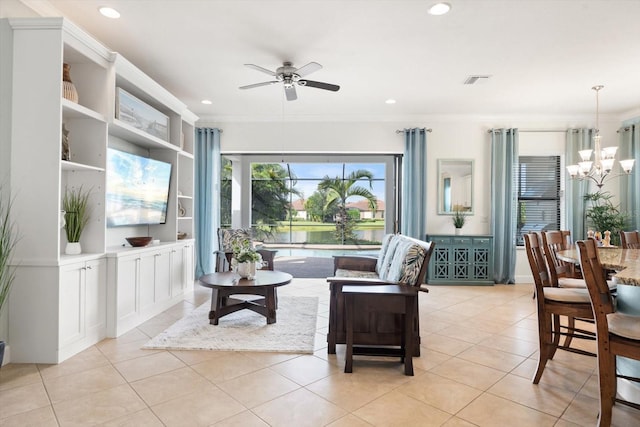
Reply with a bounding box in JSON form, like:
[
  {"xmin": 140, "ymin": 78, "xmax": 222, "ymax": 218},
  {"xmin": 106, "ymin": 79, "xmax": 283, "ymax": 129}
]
[{"xmin": 426, "ymin": 235, "xmax": 494, "ymax": 285}]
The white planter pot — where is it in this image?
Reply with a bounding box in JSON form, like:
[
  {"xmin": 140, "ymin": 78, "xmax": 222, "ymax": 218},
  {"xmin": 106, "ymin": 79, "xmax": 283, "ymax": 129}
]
[
  {"xmin": 237, "ymin": 261, "xmax": 257, "ymax": 280},
  {"xmin": 65, "ymin": 241, "xmax": 81, "ymax": 255},
  {"xmin": 455, "ymin": 228, "xmax": 462, "ymax": 235}
]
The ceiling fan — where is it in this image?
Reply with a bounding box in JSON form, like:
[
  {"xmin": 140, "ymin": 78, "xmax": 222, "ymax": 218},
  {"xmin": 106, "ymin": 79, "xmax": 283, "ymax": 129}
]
[{"xmin": 239, "ymin": 61, "xmax": 340, "ymax": 101}]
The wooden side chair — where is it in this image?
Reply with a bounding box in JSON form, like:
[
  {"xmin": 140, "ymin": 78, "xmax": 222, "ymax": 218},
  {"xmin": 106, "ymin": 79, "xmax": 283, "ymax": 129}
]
[
  {"xmin": 577, "ymin": 238, "xmax": 640, "ymax": 426},
  {"xmin": 561, "ymin": 229, "xmax": 582, "ymax": 278},
  {"xmin": 542, "ymin": 230, "xmax": 585, "ymax": 287},
  {"xmin": 542, "ymin": 230, "xmax": 590, "ymax": 348},
  {"xmin": 620, "ymin": 230, "xmax": 640, "ymax": 249},
  {"xmin": 523, "ymin": 233, "xmax": 596, "ymax": 384}
]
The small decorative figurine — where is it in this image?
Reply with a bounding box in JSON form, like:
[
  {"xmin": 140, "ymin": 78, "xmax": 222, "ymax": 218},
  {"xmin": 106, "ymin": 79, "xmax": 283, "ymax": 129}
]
[
  {"xmin": 603, "ymin": 230, "xmax": 611, "ymax": 247},
  {"xmin": 61, "ymin": 124, "xmax": 70, "ymax": 160},
  {"xmin": 595, "ymin": 231, "xmax": 602, "ymax": 246}
]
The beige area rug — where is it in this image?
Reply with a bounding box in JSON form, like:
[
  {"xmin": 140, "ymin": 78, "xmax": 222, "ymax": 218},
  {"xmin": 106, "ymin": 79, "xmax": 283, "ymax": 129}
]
[{"xmin": 142, "ymin": 296, "xmax": 319, "ymax": 354}]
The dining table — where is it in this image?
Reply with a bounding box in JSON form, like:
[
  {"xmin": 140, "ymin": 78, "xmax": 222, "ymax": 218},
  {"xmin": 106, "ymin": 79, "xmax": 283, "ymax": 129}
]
[{"xmin": 557, "ymin": 246, "xmax": 640, "ymax": 404}]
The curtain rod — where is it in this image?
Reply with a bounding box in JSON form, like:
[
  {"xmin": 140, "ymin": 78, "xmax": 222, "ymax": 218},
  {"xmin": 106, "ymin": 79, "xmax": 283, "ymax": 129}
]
[
  {"xmin": 196, "ymin": 128, "xmax": 223, "ymax": 133},
  {"xmin": 486, "ymin": 129, "xmax": 569, "ymax": 133},
  {"xmin": 395, "ymin": 128, "xmax": 432, "ymax": 133}
]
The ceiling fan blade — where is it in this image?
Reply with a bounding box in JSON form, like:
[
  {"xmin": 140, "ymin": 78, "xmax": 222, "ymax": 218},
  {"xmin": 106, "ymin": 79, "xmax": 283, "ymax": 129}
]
[
  {"xmin": 294, "ymin": 62, "xmax": 322, "ymax": 77},
  {"xmin": 284, "ymin": 85, "xmax": 297, "ymax": 101},
  {"xmin": 299, "ymin": 80, "xmax": 340, "ymax": 92},
  {"xmin": 244, "ymin": 64, "xmax": 276, "ymax": 76},
  {"xmin": 239, "ymin": 81, "xmax": 278, "ymax": 90}
]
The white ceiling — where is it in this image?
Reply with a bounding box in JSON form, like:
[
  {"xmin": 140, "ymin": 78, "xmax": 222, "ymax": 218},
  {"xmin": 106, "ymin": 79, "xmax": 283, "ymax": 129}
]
[{"xmin": 23, "ymin": 0, "xmax": 640, "ymax": 122}]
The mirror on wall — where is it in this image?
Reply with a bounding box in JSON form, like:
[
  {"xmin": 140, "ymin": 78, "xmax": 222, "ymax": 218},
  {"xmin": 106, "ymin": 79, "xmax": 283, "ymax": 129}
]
[{"xmin": 438, "ymin": 159, "xmax": 474, "ymax": 214}]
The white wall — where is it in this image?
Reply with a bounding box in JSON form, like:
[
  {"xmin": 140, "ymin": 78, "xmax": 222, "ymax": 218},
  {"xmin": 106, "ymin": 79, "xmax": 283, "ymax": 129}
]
[
  {"xmin": 201, "ymin": 115, "xmax": 625, "ymax": 284},
  {"xmin": 0, "ymin": 0, "xmax": 39, "ymax": 18}
]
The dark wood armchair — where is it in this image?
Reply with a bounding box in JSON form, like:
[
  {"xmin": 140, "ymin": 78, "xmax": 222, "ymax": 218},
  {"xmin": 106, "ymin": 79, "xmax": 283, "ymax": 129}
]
[{"xmin": 326, "ymin": 235, "xmax": 434, "ymax": 356}]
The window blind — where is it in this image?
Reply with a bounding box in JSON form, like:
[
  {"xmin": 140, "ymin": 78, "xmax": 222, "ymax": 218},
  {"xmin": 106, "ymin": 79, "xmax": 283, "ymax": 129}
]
[{"xmin": 516, "ymin": 156, "xmax": 561, "ymax": 246}]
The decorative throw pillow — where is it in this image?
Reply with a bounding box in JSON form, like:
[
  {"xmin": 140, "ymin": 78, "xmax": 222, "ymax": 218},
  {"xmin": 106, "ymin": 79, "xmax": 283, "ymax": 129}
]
[
  {"xmin": 385, "ymin": 239, "xmax": 415, "ymax": 282},
  {"xmin": 398, "ymin": 243, "xmax": 428, "ymax": 285},
  {"xmin": 375, "ymin": 233, "xmax": 396, "ymax": 275},
  {"xmin": 378, "ymin": 236, "xmax": 402, "ymax": 281},
  {"xmin": 218, "ymin": 228, "xmax": 252, "ymax": 252}
]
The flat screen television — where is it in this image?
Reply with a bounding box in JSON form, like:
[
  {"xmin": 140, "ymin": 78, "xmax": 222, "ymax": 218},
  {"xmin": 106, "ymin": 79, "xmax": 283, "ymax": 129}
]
[{"xmin": 106, "ymin": 148, "xmax": 172, "ymax": 227}]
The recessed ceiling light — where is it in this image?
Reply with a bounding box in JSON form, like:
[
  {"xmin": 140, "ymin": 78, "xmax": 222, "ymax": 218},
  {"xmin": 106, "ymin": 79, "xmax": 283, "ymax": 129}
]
[
  {"xmin": 201, "ymin": 99, "xmax": 213, "ymax": 105},
  {"xmin": 385, "ymin": 99, "xmax": 396, "ymax": 104},
  {"xmin": 99, "ymin": 7, "xmax": 120, "ymax": 19},
  {"xmin": 428, "ymin": 2, "xmax": 451, "ymax": 15}
]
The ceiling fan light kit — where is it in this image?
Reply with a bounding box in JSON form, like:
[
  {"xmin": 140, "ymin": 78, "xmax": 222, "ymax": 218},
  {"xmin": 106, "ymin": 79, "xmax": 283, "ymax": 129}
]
[{"xmin": 240, "ymin": 61, "xmax": 340, "ymax": 101}]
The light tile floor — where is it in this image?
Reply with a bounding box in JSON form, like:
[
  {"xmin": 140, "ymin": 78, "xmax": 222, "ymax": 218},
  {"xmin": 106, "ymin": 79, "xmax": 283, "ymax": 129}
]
[{"xmin": 2, "ymin": 279, "xmax": 640, "ymax": 426}]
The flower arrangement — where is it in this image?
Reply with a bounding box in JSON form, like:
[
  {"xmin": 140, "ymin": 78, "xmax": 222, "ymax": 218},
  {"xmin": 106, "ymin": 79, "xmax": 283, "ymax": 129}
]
[{"xmin": 452, "ymin": 207, "xmax": 466, "ymax": 229}]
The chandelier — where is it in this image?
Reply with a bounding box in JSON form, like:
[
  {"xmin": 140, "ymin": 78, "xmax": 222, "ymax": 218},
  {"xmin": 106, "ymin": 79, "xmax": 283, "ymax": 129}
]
[{"xmin": 566, "ymin": 85, "xmax": 635, "ymax": 188}]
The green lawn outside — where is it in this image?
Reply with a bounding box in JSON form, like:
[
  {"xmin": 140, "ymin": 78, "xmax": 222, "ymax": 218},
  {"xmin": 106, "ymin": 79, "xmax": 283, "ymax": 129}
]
[{"xmin": 273, "ymin": 220, "xmax": 384, "ymax": 232}]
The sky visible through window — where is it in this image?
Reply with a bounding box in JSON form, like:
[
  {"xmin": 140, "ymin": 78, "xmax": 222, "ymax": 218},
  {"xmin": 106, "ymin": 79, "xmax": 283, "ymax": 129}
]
[{"xmin": 284, "ymin": 163, "xmax": 386, "ymax": 202}]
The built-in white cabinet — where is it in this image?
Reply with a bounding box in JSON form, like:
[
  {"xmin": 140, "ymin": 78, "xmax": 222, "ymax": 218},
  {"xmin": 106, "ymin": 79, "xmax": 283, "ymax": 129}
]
[
  {"xmin": 59, "ymin": 258, "xmax": 107, "ymax": 359},
  {"xmin": 106, "ymin": 241, "xmax": 194, "ymax": 337},
  {"xmin": 2, "ymin": 17, "xmax": 197, "ymax": 363}
]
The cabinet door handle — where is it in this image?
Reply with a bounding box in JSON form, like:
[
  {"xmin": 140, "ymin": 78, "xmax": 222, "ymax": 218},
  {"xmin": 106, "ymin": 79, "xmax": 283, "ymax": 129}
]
[{"xmin": 86, "ymin": 265, "xmax": 92, "ymax": 270}]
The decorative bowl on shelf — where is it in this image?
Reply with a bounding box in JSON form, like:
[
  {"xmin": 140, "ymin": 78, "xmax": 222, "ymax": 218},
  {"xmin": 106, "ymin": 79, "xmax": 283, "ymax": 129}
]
[
  {"xmin": 126, "ymin": 236, "xmax": 153, "ymax": 247},
  {"xmin": 177, "ymin": 232, "xmax": 187, "ymax": 240}
]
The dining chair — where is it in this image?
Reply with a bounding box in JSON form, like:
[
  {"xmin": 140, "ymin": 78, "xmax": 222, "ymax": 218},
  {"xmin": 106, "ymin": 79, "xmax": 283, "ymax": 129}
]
[
  {"xmin": 541, "ymin": 230, "xmax": 590, "ymax": 348},
  {"xmin": 542, "ymin": 230, "xmax": 584, "ymax": 287},
  {"xmin": 620, "ymin": 230, "xmax": 640, "ymax": 249},
  {"xmin": 524, "ymin": 233, "xmax": 596, "ymax": 384},
  {"xmin": 576, "ymin": 238, "xmax": 640, "ymax": 426},
  {"xmin": 529, "ymin": 230, "xmax": 580, "ymax": 300},
  {"xmin": 561, "ymin": 229, "xmax": 582, "ymax": 278},
  {"xmin": 542, "ymin": 230, "xmax": 617, "ymax": 348}
]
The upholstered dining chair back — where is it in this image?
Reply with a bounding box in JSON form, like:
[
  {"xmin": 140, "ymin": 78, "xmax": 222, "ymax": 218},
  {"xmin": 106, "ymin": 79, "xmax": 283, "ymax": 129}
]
[{"xmin": 620, "ymin": 230, "xmax": 640, "ymax": 249}]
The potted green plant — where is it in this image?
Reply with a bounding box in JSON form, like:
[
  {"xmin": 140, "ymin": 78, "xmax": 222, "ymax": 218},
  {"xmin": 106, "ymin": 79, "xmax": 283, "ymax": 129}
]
[
  {"xmin": 230, "ymin": 237, "xmax": 263, "ymax": 279},
  {"xmin": 0, "ymin": 187, "xmax": 18, "ymax": 368},
  {"xmin": 62, "ymin": 186, "xmax": 91, "ymax": 255},
  {"xmin": 452, "ymin": 207, "xmax": 466, "ymax": 235},
  {"xmin": 584, "ymin": 191, "xmax": 628, "ymax": 246}
]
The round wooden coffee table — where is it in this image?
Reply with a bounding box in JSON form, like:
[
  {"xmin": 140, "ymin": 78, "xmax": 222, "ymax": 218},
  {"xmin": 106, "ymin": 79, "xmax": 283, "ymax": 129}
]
[{"xmin": 198, "ymin": 270, "xmax": 293, "ymax": 325}]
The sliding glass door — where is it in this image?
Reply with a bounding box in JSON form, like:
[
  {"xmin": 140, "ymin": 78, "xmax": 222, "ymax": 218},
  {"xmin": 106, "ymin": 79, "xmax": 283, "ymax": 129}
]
[{"xmin": 221, "ymin": 154, "xmax": 397, "ymax": 246}]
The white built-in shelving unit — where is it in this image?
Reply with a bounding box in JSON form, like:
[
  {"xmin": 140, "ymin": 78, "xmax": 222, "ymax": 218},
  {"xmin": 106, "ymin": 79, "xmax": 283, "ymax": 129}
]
[{"xmin": 1, "ymin": 17, "xmax": 197, "ymax": 363}]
